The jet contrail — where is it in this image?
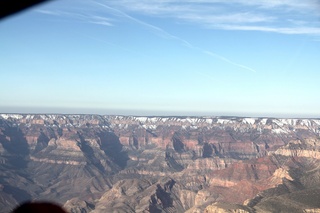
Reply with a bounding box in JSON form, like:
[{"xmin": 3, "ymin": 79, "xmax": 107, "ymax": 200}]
[
  {"xmin": 94, "ymin": 1, "xmax": 257, "ymax": 73},
  {"xmin": 203, "ymin": 51, "xmax": 256, "ymax": 73},
  {"xmin": 94, "ymin": 1, "xmax": 191, "ymax": 44}
]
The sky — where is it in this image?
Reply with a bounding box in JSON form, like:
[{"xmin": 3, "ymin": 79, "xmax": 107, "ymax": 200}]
[{"xmin": 1, "ymin": 0, "xmax": 320, "ymax": 117}]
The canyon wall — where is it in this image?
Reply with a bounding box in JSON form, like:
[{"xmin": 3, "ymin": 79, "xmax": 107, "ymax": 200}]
[{"xmin": 1, "ymin": 114, "xmax": 320, "ymax": 212}]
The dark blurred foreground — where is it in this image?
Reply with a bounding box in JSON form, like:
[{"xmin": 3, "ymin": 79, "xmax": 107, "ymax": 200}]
[
  {"xmin": 12, "ymin": 201, "xmax": 67, "ymax": 213},
  {"xmin": 0, "ymin": 0, "xmax": 51, "ymax": 19}
]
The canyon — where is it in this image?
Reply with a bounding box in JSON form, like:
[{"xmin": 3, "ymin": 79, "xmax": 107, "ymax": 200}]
[{"xmin": 0, "ymin": 114, "xmax": 320, "ymax": 212}]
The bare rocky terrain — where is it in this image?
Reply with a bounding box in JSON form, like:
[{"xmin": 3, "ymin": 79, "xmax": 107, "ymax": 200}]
[{"xmin": 1, "ymin": 114, "xmax": 320, "ymax": 212}]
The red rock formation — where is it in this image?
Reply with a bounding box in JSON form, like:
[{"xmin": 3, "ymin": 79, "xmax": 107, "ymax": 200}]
[{"xmin": 1, "ymin": 114, "xmax": 320, "ymax": 212}]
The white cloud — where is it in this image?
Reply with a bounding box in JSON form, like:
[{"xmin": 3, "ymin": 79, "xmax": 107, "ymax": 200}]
[
  {"xmin": 36, "ymin": 8, "xmax": 114, "ymax": 27},
  {"xmin": 93, "ymin": 1, "xmax": 257, "ymax": 73},
  {"xmin": 37, "ymin": 0, "xmax": 320, "ymax": 35},
  {"xmin": 36, "ymin": 0, "xmax": 318, "ymax": 72},
  {"xmin": 101, "ymin": 0, "xmax": 320, "ymax": 35},
  {"xmin": 36, "ymin": 9, "xmax": 61, "ymax": 16},
  {"xmin": 179, "ymin": 13, "xmax": 275, "ymax": 24},
  {"xmin": 219, "ymin": 25, "xmax": 320, "ymax": 35}
]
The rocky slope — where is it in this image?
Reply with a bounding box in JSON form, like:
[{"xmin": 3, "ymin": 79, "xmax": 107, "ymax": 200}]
[{"xmin": 0, "ymin": 114, "xmax": 320, "ymax": 212}]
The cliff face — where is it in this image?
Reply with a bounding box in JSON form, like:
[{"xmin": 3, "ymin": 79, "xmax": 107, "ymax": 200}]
[{"xmin": 0, "ymin": 114, "xmax": 320, "ymax": 212}]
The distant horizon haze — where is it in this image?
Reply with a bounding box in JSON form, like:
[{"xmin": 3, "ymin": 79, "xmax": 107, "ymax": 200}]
[{"xmin": 0, "ymin": 106, "xmax": 319, "ymax": 119}]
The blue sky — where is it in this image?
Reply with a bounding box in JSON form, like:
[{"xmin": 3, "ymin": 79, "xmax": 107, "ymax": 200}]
[{"xmin": 1, "ymin": 0, "xmax": 320, "ymax": 117}]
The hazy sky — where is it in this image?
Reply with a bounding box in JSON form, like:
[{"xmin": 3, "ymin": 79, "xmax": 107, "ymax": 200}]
[{"xmin": 1, "ymin": 0, "xmax": 320, "ymax": 117}]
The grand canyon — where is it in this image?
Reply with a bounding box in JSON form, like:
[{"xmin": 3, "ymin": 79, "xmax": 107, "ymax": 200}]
[{"xmin": 1, "ymin": 114, "xmax": 320, "ymax": 212}]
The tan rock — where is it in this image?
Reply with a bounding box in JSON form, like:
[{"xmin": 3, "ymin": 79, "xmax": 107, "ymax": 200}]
[{"xmin": 204, "ymin": 202, "xmax": 252, "ymax": 213}]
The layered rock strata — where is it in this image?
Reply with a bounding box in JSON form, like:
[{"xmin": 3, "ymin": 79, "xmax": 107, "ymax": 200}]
[{"xmin": 0, "ymin": 114, "xmax": 320, "ymax": 212}]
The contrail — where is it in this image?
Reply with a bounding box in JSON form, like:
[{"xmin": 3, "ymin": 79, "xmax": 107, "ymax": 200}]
[
  {"xmin": 203, "ymin": 51, "xmax": 256, "ymax": 73},
  {"xmin": 94, "ymin": 1, "xmax": 257, "ymax": 73},
  {"xmin": 94, "ymin": 2, "xmax": 191, "ymax": 44}
]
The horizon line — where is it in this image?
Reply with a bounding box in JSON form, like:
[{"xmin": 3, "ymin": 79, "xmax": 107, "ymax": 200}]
[{"xmin": 0, "ymin": 111, "xmax": 319, "ymax": 119}]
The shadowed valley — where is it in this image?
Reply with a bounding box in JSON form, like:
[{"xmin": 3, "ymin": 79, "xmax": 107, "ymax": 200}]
[{"xmin": 1, "ymin": 114, "xmax": 320, "ymax": 212}]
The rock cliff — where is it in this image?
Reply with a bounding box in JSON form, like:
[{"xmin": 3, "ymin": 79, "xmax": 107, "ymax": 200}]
[{"xmin": 1, "ymin": 114, "xmax": 320, "ymax": 212}]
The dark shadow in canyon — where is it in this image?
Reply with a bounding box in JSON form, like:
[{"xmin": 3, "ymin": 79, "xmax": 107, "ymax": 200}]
[
  {"xmin": 0, "ymin": 126, "xmax": 30, "ymax": 169},
  {"xmin": 0, "ymin": 126, "xmax": 32, "ymax": 206},
  {"xmin": 34, "ymin": 131, "xmax": 50, "ymax": 153},
  {"xmin": 149, "ymin": 183, "xmax": 174, "ymax": 212},
  {"xmin": 3, "ymin": 184, "xmax": 31, "ymax": 204},
  {"xmin": 77, "ymin": 133, "xmax": 106, "ymax": 173},
  {"xmin": 172, "ymin": 133, "xmax": 185, "ymax": 153},
  {"xmin": 202, "ymin": 142, "xmax": 213, "ymax": 158},
  {"xmin": 98, "ymin": 131, "xmax": 129, "ymax": 169},
  {"xmin": 165, "ymin": 150, "xmax": 184, "ymax": 171}
]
